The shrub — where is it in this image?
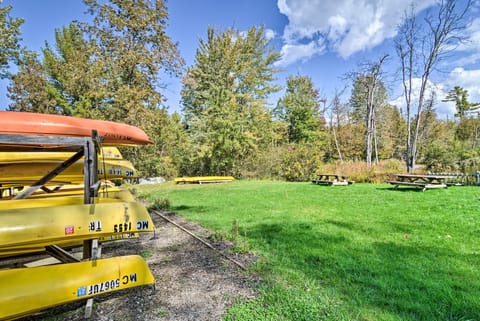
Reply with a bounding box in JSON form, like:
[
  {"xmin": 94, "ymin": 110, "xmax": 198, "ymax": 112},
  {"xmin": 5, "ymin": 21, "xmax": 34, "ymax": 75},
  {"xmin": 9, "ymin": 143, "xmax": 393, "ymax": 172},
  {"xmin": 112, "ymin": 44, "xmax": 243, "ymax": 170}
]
[
  {"xmin": 147, "ymin": 195, "xmax": 171, "ymax": 211},
  {"xmin": 281, "ymin": 144, "xmax": 324, "ymax": 182}
]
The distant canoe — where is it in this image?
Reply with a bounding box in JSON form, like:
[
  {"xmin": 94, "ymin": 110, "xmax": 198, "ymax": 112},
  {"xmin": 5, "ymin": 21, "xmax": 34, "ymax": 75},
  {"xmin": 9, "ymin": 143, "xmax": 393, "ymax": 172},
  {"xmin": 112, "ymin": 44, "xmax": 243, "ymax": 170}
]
[
  {"xmin": 174, "ymin": 176, "xmax": 235, "ymax": 184},
  {"xmin": 0, "ymin": 255, "xmax": 155, "ymax": 320},
  {"xmin": 0, "ymin": 111, "xmax": 152, "ymax": 145}
]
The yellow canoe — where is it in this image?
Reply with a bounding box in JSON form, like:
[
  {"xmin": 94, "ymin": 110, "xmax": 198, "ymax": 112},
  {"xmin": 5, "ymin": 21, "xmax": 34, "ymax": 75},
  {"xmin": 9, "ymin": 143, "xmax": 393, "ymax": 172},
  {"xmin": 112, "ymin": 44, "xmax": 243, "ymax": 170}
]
[
  {"xmin": 0, "ymin": 146, "xmax": 124, "ymax": 163},
  {"xmin": 174, "ymin": 176, "xmax": 235, "ymax": 184},
  {"xmin": 0, "ymin": 232, "xmax": 139, "ymax": 258},
  {"xmin": 0, "ymin": 159, "xmax": 137, "ymax": 184},
  {"xmin": 0, "ymin": 255, "xmax": 155, "ymax": 320},
  {"xmin": 3, "ymin": 185, "xmax": 136, "ymax": 202},
  {"xmin": 0, "ymin": 195, "xmax": 128, "ymax": 210},
  {"xmin": 0, "ymin": 201, "xmax": 154, "ymax": 252}
]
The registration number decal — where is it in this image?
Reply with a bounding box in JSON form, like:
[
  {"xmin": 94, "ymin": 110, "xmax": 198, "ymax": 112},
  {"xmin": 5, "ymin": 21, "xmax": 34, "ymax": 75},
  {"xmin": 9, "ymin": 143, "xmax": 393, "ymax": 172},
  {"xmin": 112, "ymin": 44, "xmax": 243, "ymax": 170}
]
[{"xmin": 77, "ymin": 273, "xmax": 138, "ymax": 297}]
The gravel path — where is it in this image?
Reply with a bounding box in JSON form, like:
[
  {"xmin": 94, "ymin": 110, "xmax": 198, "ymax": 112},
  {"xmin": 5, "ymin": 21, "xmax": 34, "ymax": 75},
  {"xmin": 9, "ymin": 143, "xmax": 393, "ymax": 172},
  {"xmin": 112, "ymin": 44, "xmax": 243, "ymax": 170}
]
[{"xmin": 19, "ymin": 211, "xmax": 258, "ymax": 321}]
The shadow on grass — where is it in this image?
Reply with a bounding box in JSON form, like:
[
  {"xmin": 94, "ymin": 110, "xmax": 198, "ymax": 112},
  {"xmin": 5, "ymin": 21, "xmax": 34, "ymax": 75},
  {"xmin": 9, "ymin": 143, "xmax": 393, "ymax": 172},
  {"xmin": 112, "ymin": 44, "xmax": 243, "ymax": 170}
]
[
  {"xmin": 376, "ymin": 186, "xmax": 426, "ymax": 192},
  {"xmin": 170, "ymin": 205, "xmax": 212, "ymax": 213},
  {"xmin": 323, "ymin": 219, "xmax": 357, "ymax": 230},
  {"xmin": 247, "ymin": 222, "xmax": 480, "ymax": 320}
]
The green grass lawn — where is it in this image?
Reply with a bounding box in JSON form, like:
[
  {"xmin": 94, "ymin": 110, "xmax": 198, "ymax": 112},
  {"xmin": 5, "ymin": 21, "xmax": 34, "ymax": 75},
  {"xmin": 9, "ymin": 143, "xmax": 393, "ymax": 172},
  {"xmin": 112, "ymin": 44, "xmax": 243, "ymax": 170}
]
[{"xmin": 139, "ymin": 181, "xmax": 480, "ymax": 321}]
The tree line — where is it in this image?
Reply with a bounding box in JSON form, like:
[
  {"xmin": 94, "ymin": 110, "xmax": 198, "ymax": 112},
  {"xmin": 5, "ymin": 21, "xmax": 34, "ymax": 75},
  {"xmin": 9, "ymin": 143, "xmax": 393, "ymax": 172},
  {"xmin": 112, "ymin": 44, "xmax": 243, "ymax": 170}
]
[{"xmin": 1, "ymin": 0, "xmax": 478, "ymax": 181}]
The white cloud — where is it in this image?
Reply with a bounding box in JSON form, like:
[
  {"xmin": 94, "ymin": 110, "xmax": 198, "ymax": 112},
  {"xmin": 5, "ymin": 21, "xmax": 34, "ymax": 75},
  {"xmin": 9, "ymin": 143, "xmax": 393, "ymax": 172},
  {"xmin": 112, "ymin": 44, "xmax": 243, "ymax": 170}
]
[
  {"xmin": 450, "ymin": 18, "xmax": 480, "ymax": 66},
  {"xmin": 445, "ymin": 68, "xmax": 480, "ymax": 103},
  {"xmin": 275, "ymin": 41, "xmax": 325, "ymax": 67},
  {"xmin": 390, "ymin": 67, "xmax": 480, "ymax": 119},
  {"xmin": 265, "ymin": 28, "xmax": 276, "ymax": 41},
  {"xmin": 390, "ymin": 78, "xmax": 453, "ymax": 119},
  {"xmin": 276, "ymin": 0, "xmax": 436, "ymax": 66}
]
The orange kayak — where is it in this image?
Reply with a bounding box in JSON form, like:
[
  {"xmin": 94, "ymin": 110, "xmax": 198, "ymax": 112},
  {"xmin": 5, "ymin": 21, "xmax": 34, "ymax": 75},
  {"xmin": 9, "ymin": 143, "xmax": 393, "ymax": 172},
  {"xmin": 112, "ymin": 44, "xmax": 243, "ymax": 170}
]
[{"xmin": 0, "ymin": 111, "xmax": 152, "ymax": 145}]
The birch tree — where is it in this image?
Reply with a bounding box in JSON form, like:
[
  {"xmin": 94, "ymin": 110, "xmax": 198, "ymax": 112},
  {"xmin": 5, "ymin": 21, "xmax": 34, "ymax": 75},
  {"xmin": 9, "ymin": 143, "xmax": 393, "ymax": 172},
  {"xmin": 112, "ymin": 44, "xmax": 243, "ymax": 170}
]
[
  {"xmin": 395, "ymin": 0, "xmax": 471, "ymax": 172},
  {"xmin": 349, "ymin": 55, "xmax": 388, "ymax": 166}
]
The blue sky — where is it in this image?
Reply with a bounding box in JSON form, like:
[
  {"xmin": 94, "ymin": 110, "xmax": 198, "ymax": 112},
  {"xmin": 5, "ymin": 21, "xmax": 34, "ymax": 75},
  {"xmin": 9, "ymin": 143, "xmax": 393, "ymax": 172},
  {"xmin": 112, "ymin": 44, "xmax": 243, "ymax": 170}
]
[{"xmin": 2, "ymin": 0, "xmax": 480, "ymax": 119}]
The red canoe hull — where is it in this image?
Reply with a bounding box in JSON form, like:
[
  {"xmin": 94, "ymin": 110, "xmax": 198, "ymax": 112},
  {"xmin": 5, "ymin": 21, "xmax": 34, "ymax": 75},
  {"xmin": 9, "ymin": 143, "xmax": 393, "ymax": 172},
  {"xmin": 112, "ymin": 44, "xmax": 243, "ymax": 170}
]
[{"xmin": 0, "ymin": 111, "xmax": 152, "ymax": 145}]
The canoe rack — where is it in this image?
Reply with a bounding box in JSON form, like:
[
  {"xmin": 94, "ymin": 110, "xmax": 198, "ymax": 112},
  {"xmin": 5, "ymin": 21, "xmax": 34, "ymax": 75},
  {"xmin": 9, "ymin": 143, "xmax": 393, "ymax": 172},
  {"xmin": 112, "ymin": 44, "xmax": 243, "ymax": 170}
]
[
  {"xmin": 0, "ymin": 131, "xmax": 111, "ymax": 318},
  {"xmin": 0, "ymin": 132, "xmax": 101, "ymax": 204}
]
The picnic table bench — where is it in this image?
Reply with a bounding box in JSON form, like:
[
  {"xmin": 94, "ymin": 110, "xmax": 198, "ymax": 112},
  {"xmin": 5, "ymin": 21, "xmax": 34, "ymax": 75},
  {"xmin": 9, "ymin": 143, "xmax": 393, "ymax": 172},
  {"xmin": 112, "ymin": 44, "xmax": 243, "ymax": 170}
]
[
  {"xmin": 312, "ymin": 174, "xmax": 353, "ymax": 186},
  {"xmin": 389, "ymin": 174, "xmax": 448, "ymax": 192}
]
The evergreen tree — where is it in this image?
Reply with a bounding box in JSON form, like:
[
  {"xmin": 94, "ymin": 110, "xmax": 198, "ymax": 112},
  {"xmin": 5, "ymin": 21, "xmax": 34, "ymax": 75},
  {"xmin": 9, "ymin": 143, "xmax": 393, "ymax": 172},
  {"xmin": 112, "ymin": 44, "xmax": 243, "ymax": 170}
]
[
  {"xmin": 7, "ymin": 52, "xmax": 59, "ymax": 113},
  {"xmin": 275, "ymin": 74, "xmax": 324, "ymax": 144},
  {"xmin": 442, "ymin": 86, "xmax": 480, "ymax": 119},
  {"xmin": 0, "ymin": 1, "xmax": 23, "ymax": 79},
  {"xmin": 8, "ymin": 0, "xmax": 186, "ymax": 178},
  {"xmin": 80, "ymin": 0, "xmax": 184, "ymax": 123},
  {"xmin": 40, "ymin": 23, "xmax": 104, "ymax": 116},
  {"xmin": 181, "ymin": 26, "xmax": 280, "ymax": 176}
]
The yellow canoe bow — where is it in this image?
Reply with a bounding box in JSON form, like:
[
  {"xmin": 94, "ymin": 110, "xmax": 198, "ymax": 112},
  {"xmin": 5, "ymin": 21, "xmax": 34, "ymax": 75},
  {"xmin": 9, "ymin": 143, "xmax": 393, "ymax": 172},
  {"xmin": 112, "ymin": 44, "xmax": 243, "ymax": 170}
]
[{"xmin": 0, "ymin": 255, "xmax": 155, "ymax": 320}]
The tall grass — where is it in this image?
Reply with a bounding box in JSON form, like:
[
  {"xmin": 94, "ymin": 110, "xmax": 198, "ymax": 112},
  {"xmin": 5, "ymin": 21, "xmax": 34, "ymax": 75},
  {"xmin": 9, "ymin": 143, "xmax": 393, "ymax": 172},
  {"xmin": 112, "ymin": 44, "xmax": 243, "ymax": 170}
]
[
  {"xmin": 140, "ymin": 181, "xmax": 480, "ymax": 321},
  {"xmin": 315, "ymin": 159, "xmax": 405, "ymax": 183}
]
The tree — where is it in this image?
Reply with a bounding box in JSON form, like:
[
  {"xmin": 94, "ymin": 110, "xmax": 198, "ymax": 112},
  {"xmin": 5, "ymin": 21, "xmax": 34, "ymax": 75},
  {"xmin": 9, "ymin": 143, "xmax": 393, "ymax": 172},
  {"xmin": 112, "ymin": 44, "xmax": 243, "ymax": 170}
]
[
  {"xmin": 82, "ymin": 0, "xmax": 186, "ymax": 177},
  {"xmin": 442, "ymin": 86, "xmax": 480, "ymax": 119},
  {"xmin": 8, "ymin": 0, "xmax": 186, "ymax": 178},
  {"xmin": 181, "ymin": 26, "xmax": 280, "ymax": 176},
  {"xmin": 9, "ymin": 23, "xmax": 102, "ymax": 115},
  {"xmin": 122, "ymin": 109, "xmax": 191, "ymax": 178},
  {"xmin": 0, "ymin": 1, "xmax": 23, "ymax": 79},
  {"xmin": 377, "ymin": 104, "xmax": 406, "ymax": 160},
  {"xmin": 326, "ymin": 91, "xmax": 347, "ymax": 162},
  {"xmin": 41, "ymin": 23, "xmax": 105, "ymax": 116},
  {"xmin": 80, "ymin": 0, "xmax": 184, "ymax": 124},
  {"xmin": 395, "ymin": 0, "xmax": 472, "ymax": 172},
  {"xmin": 444, "ymin": 87, "xmax": 480, "ymax": 159},
  {"xmin": 7, "ymin": 51, "xmax": 59, "ymax": 113},
  {"xmin": 349, "ymin": 55, "xmax": 389, "ymax": 166},
  {"xmin": 275, "ymin": 74, "xmax": 323, "ymax": 144}
]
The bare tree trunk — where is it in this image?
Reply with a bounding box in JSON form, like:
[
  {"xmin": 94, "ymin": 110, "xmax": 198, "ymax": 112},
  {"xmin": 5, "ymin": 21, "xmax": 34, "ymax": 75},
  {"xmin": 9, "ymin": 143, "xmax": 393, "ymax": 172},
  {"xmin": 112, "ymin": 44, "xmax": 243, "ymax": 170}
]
[
  {"xmin": 365, "ymin": 100, "xmax": 374, "ymax": 166},
  {"xmin": 410, "ymin": 74, "xmax": 428, "ymax": 172},
  {"xmin": 396, "ymin": 5, "xmax": 416, "ymax": 172},
  {"xmin": 329, "ymin": 106, "xmax": 344, "ymax": 162},
  {"xmin": 330, "ymin": 92, "xmax": 345, "ymax": 162},
  {"xmin": 373, "ymin": 111, "xmax": 379, "ymax": 164},
  {"xmin": 363, "ymin": 55, "xmax": 388, "ymax": 167},
  {"xmin": 332, "ymin": 123, "xmax": 343, "ymax": 162},
  {"xmin": 473, "ymin": 123, "xmax": 479, "ymax": 149}
]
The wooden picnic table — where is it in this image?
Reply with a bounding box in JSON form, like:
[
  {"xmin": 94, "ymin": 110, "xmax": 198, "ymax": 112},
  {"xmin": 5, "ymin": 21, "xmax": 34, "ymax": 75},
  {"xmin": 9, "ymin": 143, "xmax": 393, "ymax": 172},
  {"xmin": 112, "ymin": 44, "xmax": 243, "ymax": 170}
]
[
  {"xmin": 389, "ymin": 174, "xmax": 448, "ymax": 191},
  {"xmin": 312, "ymin": 174, "xmax": 352, "ymax": 186}
]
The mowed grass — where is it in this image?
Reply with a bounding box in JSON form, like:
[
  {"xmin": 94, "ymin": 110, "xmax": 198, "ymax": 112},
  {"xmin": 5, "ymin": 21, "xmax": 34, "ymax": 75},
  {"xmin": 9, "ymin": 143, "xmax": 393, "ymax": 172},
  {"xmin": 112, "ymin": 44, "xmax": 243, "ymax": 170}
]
[{"xmin": 139, "ymin": 181, "xmax": 480, "ymax": 321}]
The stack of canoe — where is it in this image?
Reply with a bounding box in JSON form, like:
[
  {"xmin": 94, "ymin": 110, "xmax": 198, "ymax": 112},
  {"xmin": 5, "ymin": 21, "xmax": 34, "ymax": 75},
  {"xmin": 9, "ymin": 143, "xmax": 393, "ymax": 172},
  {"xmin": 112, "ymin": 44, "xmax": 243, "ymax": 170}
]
[{"xmin": 0, "ymin": 111, "xmax": 156, "ymax": 319}]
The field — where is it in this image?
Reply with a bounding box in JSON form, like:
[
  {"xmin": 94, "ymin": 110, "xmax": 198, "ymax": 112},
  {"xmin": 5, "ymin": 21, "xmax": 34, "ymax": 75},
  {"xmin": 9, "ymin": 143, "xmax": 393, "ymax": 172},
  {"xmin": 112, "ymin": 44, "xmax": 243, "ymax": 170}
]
[{"xmin": 139, "ymin": 181, "xmax": 480, "ymax": 321}]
